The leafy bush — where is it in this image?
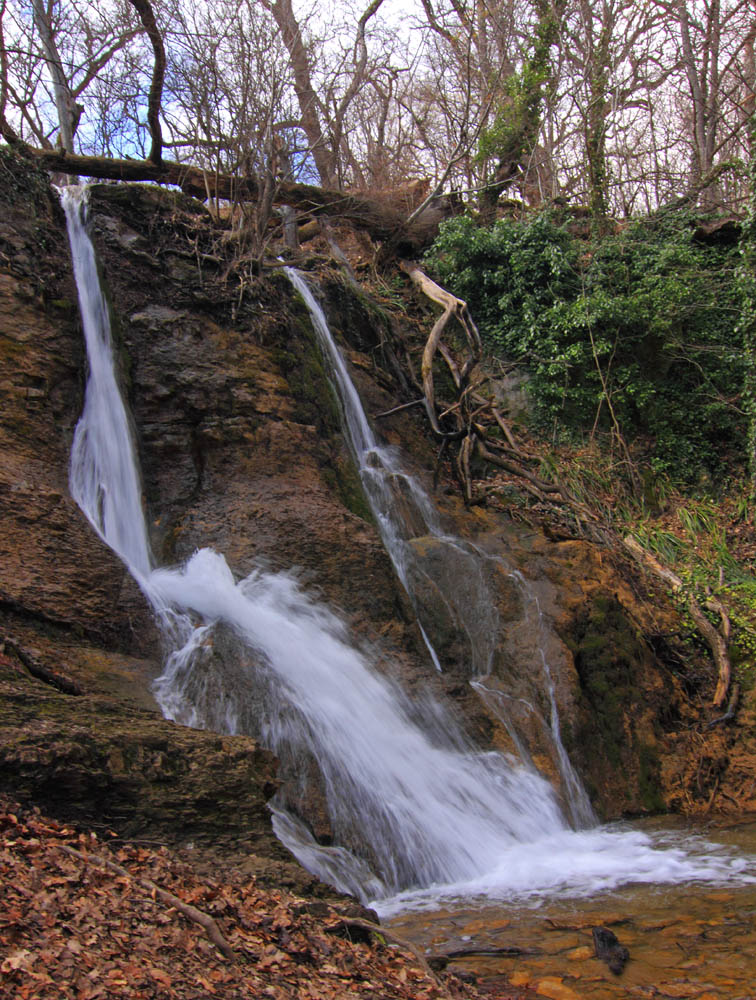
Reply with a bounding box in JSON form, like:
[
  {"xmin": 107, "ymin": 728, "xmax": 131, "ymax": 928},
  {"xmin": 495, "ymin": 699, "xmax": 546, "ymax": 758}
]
[{"xmin": 426, "ymin": 211, "xmax": 745, "ymax": 480}]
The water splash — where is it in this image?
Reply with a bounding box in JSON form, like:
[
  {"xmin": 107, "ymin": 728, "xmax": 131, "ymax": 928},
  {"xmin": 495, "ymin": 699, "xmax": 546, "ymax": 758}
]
[{"xmin": 149, "ymin": 547, "xmax": 568, "ymax": 894}]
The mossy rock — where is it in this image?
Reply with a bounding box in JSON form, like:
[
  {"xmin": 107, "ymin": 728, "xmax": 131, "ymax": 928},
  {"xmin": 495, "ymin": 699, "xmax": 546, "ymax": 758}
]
[
  {"xmin": 88, "ymin": 183, "xmax": 209, "ymax": 220},
  {"xmin": 321, "ymin": 451, "xmax": 373, "ymax": 522},
  {"xmin": 277, "ymin": 292, "xmax": 341, "ymax": 435},
  {"xmin": 567, "ymin": 595, "xmax": 666, "ymax": 815}
]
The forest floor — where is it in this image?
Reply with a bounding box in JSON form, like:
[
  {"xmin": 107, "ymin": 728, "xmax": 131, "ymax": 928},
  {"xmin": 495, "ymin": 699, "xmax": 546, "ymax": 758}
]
[{"xmin": 0, "ymin": 797, "xmax": 524, "ymax": 1000}]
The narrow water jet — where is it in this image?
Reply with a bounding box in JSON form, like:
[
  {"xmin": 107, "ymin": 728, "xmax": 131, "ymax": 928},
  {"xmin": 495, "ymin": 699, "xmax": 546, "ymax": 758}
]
[{"xmin": 63, "ymin": 186, "xmax": 152, "ymax": 579}]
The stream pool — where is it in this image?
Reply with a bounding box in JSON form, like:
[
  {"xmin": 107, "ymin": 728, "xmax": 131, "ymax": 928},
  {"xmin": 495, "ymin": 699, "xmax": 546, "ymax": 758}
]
[{"xmin": 384, "ymin": 818, "xmax": 756, "ymax": 999}]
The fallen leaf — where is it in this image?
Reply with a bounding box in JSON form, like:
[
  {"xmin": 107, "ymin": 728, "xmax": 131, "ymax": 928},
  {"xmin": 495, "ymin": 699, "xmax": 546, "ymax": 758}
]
[{"xmin": 1, "ymin": 948, "xmax": 33, "ymax": 972}]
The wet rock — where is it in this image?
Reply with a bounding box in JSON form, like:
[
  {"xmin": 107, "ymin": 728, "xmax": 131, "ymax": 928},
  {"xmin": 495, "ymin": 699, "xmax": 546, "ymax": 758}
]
[
  {"xmin": 567, "ymin": 595, "xmax": 670, "ymax": 816},
  {"xmin": 533, "ymin": 977, "xmax": 582, "ymax": 1000},
  {"xmin": 0, "ymin": 660, "xmax": 284, "ymax": 865},
  {"xmin": 592, "ymin": 926, "xmax": 629, "ymax": 974}
]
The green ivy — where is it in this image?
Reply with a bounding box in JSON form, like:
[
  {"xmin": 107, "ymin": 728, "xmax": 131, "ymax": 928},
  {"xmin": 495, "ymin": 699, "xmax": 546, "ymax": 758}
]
[{"xmin": 426, "ymin": 211, "xmax": 745, "ymax": 480}]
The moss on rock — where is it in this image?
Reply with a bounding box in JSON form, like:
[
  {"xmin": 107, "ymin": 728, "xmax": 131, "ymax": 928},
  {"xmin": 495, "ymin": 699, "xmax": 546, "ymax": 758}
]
[{"xmin": 567, "ymin": 595, "xmax": 667, "ymax": 815}]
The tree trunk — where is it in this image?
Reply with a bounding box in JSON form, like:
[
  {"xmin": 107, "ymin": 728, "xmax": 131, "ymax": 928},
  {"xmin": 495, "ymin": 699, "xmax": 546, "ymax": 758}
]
[
  {"xmin": 32, "ymin": 0, "xmax": 76, "ymax": 153},
  {"xmin": 27, "ymin": 146, "xmax": 448, "ymax": 248},
  {"xmin": 263, "ymin": 0, "xmax": 336, "ymax": 186},
  {"xmin": 739, "ymin": 23, "xmax": 756, "ymax": 491},
  {"xmin": 127, "ymin": 0, "xmax": 165, "ymax": 164},
  {"xmin": 584, "ymin": 5, "xmax": 611, "ymax": 229}
]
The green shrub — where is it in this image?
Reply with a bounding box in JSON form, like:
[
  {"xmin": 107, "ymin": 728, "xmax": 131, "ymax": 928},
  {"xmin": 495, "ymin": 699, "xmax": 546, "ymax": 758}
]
[{"xmin": 426, "ymin": 211, "xmax": 745, "ymax": 480}]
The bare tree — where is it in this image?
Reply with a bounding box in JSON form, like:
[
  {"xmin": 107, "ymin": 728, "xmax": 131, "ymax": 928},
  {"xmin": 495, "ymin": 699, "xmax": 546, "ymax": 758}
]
[
  {"xmin": 258, "ymin": 0, "xmax": 392, "ymax": 188},
  {"xmin": 2, "ymin": 0, "xmax": 139, "ymax": 151},
  {"xmin": 670, "ymin": 0, "xmax": 753, "ymax": 207},
  {"xmin": 7, "ymin": 0, "xmax": 756, "ymax": 227},
  {"xmin": 126, "ymin": 0, "xmax": 164, "ymax": 162},
  {"xmin": 31, "ymin": 0, "xmax": 76, "ymax": 150}
]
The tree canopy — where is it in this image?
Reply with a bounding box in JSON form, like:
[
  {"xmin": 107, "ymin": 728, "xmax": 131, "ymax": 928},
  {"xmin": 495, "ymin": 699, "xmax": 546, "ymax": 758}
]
[{"xmin": 2, "ymin": 0, "xmax": 755, "ymax": 223}]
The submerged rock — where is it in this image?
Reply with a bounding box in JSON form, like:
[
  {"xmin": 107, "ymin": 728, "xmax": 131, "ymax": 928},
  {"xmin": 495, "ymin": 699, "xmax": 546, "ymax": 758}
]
[{"xmin": 592, "ymin": 926, "xmax": 630, "ymax": 975}]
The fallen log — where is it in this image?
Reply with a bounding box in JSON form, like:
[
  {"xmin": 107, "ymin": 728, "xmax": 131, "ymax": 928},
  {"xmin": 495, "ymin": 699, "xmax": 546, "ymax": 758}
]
[{"xmin": 26, "ymin": 146, "xmax": 437, "ymax": 246}]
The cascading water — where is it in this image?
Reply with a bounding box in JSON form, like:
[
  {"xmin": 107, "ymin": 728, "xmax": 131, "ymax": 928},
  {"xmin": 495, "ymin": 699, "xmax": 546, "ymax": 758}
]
[
  {"xmin": 62, "ymin": 186, "xmax": 753, "ymax": 912},
  {"xmin": 65, "ymin": 187, "xmax": 152, "ymax": 580},
  {"xmin": 286, "ymin": 267, "xmax": 484, "ymax": 673},
  {"xmin": 285, "ymin": 268, "xmax": 592, "ymax": 826}
]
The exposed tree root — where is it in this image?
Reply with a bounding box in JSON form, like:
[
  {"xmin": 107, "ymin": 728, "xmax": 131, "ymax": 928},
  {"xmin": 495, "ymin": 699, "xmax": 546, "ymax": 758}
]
[
  {"xmin": 622, "ymin": 536, "xmax": 733, "ymax": 709},
  {"xmin": 398, "ymin": 259, "xmax": 736, "ymax": 716},
  {"xmin": 399, "ymin": 259, "xmax": 481, "ymax": 447}
]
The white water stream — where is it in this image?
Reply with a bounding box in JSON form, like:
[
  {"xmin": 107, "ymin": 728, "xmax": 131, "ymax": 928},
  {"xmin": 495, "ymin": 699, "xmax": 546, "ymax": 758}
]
[
  {"xmin": 62, "ymin": 186, "xmax": 754, "ymax": 911},
  {"xmin": 285, "ymin": 269, "xmax": 593, "ymax": 827}
]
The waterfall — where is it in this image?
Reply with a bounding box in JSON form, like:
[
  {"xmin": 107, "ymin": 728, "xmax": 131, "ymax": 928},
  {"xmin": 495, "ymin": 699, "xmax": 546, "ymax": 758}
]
[
  {"xmin": 285, "ymin": 269, "xmax": 593, "ymax": 827},
  {"xmin": 64, "ymin": 187, "xmax": 152, "ymax": 579},
  {"xmin": 62, "ymin": 187, "xmax": 753, "ymax": 909},
  {"xmin": 283, "ymin": 269, "xmax": 451, "ymax": 671}
]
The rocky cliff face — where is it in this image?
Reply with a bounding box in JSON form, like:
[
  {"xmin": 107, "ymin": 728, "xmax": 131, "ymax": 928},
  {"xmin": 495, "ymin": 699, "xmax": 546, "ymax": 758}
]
[{"xmin": 1, "ymin": 147, "xmax": 753, "ymax": 875}]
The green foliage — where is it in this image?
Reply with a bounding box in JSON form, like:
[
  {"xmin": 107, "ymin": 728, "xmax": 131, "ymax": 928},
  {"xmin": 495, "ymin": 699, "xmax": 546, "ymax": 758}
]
[
  {"xmin": 624, "ymin": 489, "xmax": 756, "ymax": 688},
  {"xmin": 736, "ymin": 110, "xmax": 756, "ymax": 489},
  {"xmin": 477, "ymin": 66, "xmax": 547, "ymax": 166},
  {"xmin": 426, "ymin": 210, "xmax": 745, "ymax": 480}
]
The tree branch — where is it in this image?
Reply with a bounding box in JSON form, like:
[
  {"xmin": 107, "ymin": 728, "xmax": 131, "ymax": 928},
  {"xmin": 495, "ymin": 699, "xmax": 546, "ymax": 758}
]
[
  {"xmin": 127, "ymin": 0, "xmax": 165, "ymax": 164},
  {"xmin": 57, "ymin": 844, "xmax": 235, "ymax": 961}
]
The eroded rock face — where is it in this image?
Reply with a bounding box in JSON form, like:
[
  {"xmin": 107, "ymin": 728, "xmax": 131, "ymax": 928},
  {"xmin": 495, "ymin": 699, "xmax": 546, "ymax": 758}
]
[
  {"xmin": 0, "ymin": 659, "xmax": 280, "ymax": 857},
  {"xmin": 84, "ymin": 186, "xmax": 406, "ymax": 640},
  {"xmin": 0, "ymin": 653, "xmax": 340, "ymax": 895}
]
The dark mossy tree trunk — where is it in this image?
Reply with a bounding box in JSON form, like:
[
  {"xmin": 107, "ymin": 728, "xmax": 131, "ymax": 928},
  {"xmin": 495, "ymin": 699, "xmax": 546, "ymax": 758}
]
[
  {"xmin": 477, "ymin": 0, "xmax": 565, "ymax": 226},
  {"xmin": 583, "ymin": 6, "xmax": 611, "ymax": 233}
]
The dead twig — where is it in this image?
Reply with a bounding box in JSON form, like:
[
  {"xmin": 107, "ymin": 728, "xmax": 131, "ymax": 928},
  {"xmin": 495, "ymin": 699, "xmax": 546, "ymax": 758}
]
[
  {"xmin": 373, "ymin": 398, "xmax": 425, "ymax": 419},
  {"xmin": 1, "ymin": 635, "xmax": 82, "ymax": 695},
  {"xmin": 57, "ymin": 844, "xmax": 235, "ymax": 961}
]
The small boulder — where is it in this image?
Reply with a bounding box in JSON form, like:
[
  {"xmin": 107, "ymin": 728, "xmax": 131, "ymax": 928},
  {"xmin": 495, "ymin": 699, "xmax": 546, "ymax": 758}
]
[{"xmin": 592, "ymin": 925, "xmax": 629, "ymax": 975}]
